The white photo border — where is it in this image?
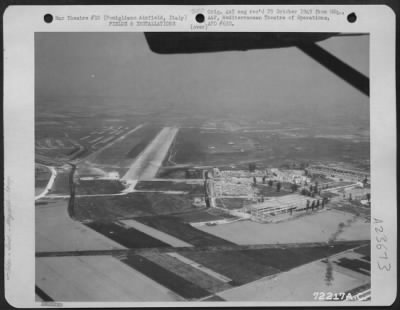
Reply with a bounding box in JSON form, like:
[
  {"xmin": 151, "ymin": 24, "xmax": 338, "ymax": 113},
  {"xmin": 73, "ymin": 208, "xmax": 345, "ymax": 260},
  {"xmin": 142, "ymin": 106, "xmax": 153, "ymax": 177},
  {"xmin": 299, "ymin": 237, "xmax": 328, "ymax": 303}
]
[{"xmin": 3, "ymin": 4, "xmax": 397, "ymax": 307}]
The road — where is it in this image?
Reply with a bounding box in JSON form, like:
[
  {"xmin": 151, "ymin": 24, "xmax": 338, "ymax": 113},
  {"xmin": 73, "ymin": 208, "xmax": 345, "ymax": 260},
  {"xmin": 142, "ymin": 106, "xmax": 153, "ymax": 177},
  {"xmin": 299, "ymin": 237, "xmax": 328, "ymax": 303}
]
[
  {"xmin": 35, "ymin": 166, "xmax": 57, "ymax": 201},
  {"xmin": 36, "ymin": 240, "xmax": 368, "ymax": 257},
  {"xmin": 122, "ymin": 127, "xmax": 179, "ymax": 181}
]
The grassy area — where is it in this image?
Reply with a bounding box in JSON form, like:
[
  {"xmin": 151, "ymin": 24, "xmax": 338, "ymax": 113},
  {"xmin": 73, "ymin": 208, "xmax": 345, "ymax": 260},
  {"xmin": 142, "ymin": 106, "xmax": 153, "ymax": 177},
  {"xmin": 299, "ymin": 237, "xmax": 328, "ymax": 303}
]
[
  {"xmin": 173, "ymin": 209, "xmax": 236, "ymax": 223},
  {"xmin": 241, "ymin": 243, "xmax": 358, "ymax": 271},
  {"xmin": 179, "ymin": 243, "xmax": 360, "ymax": 286},
  {"xmin": 140, "ymin": 252, "xmax": 232, "ymax": 294},
  {"xmin": 168, "ymin": 128, "xmax": 370, "ymax": 168},
  {"xmin": 35, "ymin": 165, "xmax": 52, "ymax": 188},
  {"xmin": 254, "ymin": 184, "xmax": 292, "ymax": 197},
  {"xmin": 86, "ymin": 221, "xmax": 169, "ymax": 248},
  {"xmin": 135, "ymin": 181, "xmax": 204, "ymax": 195},
  {"xmin": 171, "ymin": 129, "xmax": 255, "ymax": 165},
  {"xmin": 75, "ymin": 180, "xmax": 125, "ymax": 195},
  {"xmin": 354, "ymin": 244, "xmax": 370, "ymax": 257},
  {"xmin": 156, "ymin": 167, "xmax": 188, "ymax": 179},
  {"xmin": 74, "ymin": 192, "xmax": 198, "ymax": 221},
  {"xmin": 135, "ymin": 216, "xmax": 234, "ymax": 247},
  {"xmin": 215, "ymin": 198, "xmax": 253, "ymax": 210},
  {"xmin": 332, "ymin": 202, "xmax": 370, "ymax": 218},
  {"xmin": 121, "ymin": 254, "xmax": 211, "ymax": 299},
  {"xmin": 179, "ymin": 250, "xmax": 280, "ymax": 285},
  {"xmin": 49, "ymin": 170, "xmax": 71, "ymax": 195}
]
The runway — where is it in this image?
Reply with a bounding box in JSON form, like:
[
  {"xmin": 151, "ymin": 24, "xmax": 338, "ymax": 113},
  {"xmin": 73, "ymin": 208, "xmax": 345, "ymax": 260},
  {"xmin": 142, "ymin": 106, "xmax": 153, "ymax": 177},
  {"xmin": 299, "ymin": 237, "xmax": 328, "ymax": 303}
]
[{"xmin": 122, "ymin": 127, "xmax": 179, "ymax": 181}]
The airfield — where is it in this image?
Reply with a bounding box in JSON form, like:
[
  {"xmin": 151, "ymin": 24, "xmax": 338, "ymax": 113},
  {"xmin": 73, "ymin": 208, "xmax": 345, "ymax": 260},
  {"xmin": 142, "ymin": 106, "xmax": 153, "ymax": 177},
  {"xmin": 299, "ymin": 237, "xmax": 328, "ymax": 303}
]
[{"xmin": 35, "ymin": 114, "xmax": 371, "ymax": 302}]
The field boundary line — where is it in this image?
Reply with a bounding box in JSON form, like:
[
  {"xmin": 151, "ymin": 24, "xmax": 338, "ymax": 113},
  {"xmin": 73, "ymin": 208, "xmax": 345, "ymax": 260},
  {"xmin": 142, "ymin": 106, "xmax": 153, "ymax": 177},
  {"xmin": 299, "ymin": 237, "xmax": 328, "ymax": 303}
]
[{"xmin": 166, "ymin": 252, "xmax": 232, "ymax": 283}]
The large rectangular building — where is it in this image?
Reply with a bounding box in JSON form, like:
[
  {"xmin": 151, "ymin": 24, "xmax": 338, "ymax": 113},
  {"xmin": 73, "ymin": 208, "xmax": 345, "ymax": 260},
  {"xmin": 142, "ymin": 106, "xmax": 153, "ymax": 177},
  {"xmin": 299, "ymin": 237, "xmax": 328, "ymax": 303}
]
[
  {"xmin": 307, "ymin": 165, "xmax": 369, "ymax": 182},
  {"xmin": 245, "ymin": 194, "xmax": 319, "ymax": 223}
]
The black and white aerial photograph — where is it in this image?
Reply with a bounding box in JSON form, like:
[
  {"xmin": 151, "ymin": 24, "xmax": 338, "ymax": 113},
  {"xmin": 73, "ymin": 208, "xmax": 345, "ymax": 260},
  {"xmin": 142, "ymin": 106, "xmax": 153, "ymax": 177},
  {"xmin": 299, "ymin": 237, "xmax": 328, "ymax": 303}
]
[{"xmin": 35, "ymin": 32, "xmax": 371, "ymax": 302}]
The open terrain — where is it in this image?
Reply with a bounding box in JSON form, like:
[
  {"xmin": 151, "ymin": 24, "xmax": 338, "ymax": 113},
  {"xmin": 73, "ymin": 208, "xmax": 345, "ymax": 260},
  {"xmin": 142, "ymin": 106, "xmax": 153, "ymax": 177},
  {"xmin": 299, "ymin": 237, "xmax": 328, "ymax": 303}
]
[
  {"xmin": 74, "ymin": 192, "xmax": 202, "ymax": 221},
  {"xmin": 218, "ymin": 256, "xmax": 368, "ymax": 301},
  {"xmin": 197, "ymin": 209, "xmax": 370, "ymax": 245},
  {"xmin": 167, "ymin": 127, "xmax": 370, "ymax": 169},
  {"xmin": 36, "ymin": 255, "xmax": 182, "ymax": 301},
  {"xmin": 36, "ymin": 199, "xmax": 125, "ymax": 252}
]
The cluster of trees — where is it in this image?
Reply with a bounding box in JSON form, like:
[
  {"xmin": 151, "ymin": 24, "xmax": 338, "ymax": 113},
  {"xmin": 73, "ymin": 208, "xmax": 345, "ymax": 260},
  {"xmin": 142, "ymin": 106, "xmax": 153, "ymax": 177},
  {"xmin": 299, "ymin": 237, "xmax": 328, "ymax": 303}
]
[
  {"xmin": 305, "ymin": 197, "xmax": 328, "ymax": 210},
  {"xmin": 248, "ymin": 163, "xmax": 257, "ymax": 172},
  {"xmin": 299, "ymin": 181, "xmax": 327, "ymax": 197},
  {"xmin": 265, "ymin": 179, "xmax": 282, "ymax": 192},
  {"xmin": 301, "ymin": 188, "xmax": 315, "ymax": 197},
  {"xmin": 256, "ymin": 178, "xmax": 283, "ymax": 192}
]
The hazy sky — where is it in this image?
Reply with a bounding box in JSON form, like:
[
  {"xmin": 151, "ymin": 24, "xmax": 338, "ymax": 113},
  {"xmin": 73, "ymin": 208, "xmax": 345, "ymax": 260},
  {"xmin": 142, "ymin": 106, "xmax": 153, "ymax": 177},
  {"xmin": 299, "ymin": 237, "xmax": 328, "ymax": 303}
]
[{"xmin": 35, "ymin": 33, "xmax": 369, "ymax": 123}]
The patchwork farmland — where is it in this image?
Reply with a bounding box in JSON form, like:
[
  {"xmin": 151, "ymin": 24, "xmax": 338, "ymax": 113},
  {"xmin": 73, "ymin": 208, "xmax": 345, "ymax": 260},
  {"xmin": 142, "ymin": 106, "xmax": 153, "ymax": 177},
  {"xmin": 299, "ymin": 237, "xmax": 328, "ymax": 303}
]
[{"xmin": 36, "ymin": 113, "xmax": 371, "ymax": 302}]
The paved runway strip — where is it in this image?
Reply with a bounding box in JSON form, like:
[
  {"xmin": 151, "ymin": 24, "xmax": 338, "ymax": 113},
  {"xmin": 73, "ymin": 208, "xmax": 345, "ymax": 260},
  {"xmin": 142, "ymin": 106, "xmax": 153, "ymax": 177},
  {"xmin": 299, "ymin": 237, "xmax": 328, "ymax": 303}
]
[{"xmin": 122, "ymin": 127, "xmax": 179, "ymax": 181}]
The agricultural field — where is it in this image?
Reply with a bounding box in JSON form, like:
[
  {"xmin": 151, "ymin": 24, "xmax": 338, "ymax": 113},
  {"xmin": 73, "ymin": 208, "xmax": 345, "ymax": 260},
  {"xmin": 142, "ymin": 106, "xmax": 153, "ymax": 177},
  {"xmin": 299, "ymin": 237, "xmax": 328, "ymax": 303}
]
[
  {"xmin": 172, "ymin": 209, "xmax": 237, "ymax": 223},
  {"xmin": 35, "ymin": 164, "xmax": 52, "ymax": 191},
  {"xmin": 197, "ymin": 210, "xmax": 370, "ymax": 245},
  {"xmin": 177, "ymin": 242, "xmax": 362, "ymax": 286},
  {"xmin": 139, "ymin": 251, "xmax": 233, "ymax": 294},
  {"xmin": 169, "ymin": 128, "xmax": 256, "ymax": 166},
  {"xmin": 48, "ymin": 167, "xmax": 72, "ymax": 195},
  {"xmin": 177, "ymin": 250, "xmax": 279, "ymax": 285},
  {"xmin": 120, "ymin": 254, "xmax": 210, "ymax": 299},
  {"xmin": 135, "ymin": 215, "xmax": 235, "ymax": 247},
  {"xmin": 36, "ymin": 198, "xmax": 125, "ymax": 253},
  {"xmin": 215, "ymin": 198, "xmax": 253, "ymax": 210},
  {"xmin": 239, "ymin": 243, "xmax": 360, "ymax": 271},
  {"xmin": 73, "ymin": 192, "xmax": 202, "ymax": 221},
  {"xmin": 85, "ymin": 221, "xmax": 170, "ymax": 248},
  {"xmin": 36, "ymin": 255, "xmax": 182, "ymax": 301},
  {"xmin": 156, "ymin": 167, "xmax": 198, "ymax": 179},
  {"xmin": 354, "ymin": 244, "xmax": 370, "ymax": 258},
  {"xmin": 135, "ymin": 180, "xmax": 204, "ymax": 195},
  {"xmin": 217, "ymin": 256, "xmax": 368, "ymax": 301},
  {"xmin": 167, "ymin": 127, "xmax": 370, "ymax": 169},
  {"xmin": 119, "ymin": 219, "xmax": 192, "ymax": 247},
  {"xmin": 75, "ymin": 180, "xmax": 126, "ymax": 195}
]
